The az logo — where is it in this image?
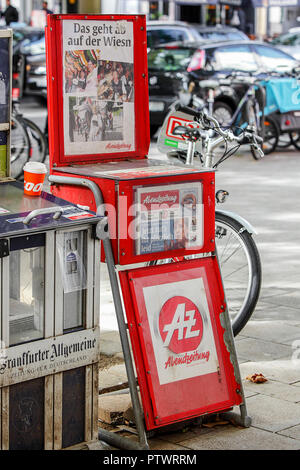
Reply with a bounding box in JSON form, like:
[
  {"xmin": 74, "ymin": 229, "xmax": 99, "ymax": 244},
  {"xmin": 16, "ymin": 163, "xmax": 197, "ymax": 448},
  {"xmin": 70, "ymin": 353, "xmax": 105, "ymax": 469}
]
[{"xmin": 159, "ymin": 296, "xmax": 203, "ymax": 354}]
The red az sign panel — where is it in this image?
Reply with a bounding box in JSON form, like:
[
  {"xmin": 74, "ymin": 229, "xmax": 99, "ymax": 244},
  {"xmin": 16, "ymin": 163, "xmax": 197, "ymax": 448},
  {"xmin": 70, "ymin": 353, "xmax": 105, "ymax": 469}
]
[
  {"xmin": 142, "ymin": 275, "xmax": 218, "ymax": 385},
  {"xmin": 120, "ymin": 258, "xmax": 242, "ymax": 429}
]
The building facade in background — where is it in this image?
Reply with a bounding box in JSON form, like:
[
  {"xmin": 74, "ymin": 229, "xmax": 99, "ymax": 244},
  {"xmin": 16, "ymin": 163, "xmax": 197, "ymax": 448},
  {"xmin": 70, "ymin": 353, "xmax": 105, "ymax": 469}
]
[{"xmin": 1, "ymin": 0, "xmax": 300, "ymax": 38}]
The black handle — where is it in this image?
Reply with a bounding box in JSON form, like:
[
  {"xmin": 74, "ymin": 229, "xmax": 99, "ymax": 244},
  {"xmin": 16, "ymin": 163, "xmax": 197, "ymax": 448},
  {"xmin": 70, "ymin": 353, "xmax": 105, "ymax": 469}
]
[{"xmin": 174, "ymin": 103, "xmax": 199, "ymax": 118}]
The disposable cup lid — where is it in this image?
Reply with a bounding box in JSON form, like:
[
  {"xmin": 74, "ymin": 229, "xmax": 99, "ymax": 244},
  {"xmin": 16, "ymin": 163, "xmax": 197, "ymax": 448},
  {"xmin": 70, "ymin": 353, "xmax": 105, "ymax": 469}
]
[{"xmin": 23, "ymin": 162, "xmax": 47, "ymax": 174}]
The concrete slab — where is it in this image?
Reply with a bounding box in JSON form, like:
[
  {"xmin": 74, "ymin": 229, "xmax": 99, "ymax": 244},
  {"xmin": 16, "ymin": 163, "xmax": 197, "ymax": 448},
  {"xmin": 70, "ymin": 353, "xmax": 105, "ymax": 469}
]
[
  {"xmin": 98, "ymin": 393, "xmax": 132, "ymax": 425},
  {"xmin": 243, "ymin": 379, "xmax": 300, "ymax": 403},
  {"xmin": 235, "ymin": 337, "xmax": 291, "ymax": 362},
  {"xmin": 240, "ymin": 360, "xmax": 300, "ymax": 385},
  {"xmin": 252, "ymin": 306, "xmax": 300, "ymax": 323},
  {"xmin": 240, "ymin": 321, "xmax": 300, "ymax": 346},
  {"xmin": 261, "ymin": 291, "xmax": 300, "ymax": 309},
  {"xmin": 246, "ymin": 394, "xmax": 300, "ymax": 432},
  {"xmin": 148, "ymin": 439, "xmax": 190, "ymax": 450},
  {"xmin": 150, "ymin": 426, "xmax": 214, "ymax": 444},
  {"xmin": 278, "ymin": 425, "xmax": 300, "ymax": 440},
  {"xmin": 258, "ymin": 288, "xmax": 292, "ymax": 300},
  {"xmin": 99, "ymin": 363, "xmax": 129, "ymax": 393},
  {"xmin": 178, "ymin": 424, "xmax": 300, "ymax": 450},
  {"xmin": 100, "ymin": 331, "xmax": 122, "ymax": 356}
]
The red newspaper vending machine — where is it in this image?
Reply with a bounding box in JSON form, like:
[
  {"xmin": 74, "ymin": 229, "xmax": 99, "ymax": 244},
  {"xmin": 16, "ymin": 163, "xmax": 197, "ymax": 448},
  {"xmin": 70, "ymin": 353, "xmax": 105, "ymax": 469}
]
[{"xmin": 46, "ymin": 14, "xmax": 250, "ymax": 449}]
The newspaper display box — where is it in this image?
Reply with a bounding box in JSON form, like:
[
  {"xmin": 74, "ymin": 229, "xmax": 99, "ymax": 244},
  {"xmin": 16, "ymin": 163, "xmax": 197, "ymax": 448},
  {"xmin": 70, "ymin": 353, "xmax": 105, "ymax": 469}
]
[
  {"xmin": 0, "ymin": 182, "xmax": 101, "ymax": 450},
  {"xmin": 119, "ymin": 257, "xmax": 243, "ymax": 430},
  {"xmin": 51, "ymin": 162, "xmax": 216, "ymax": 265},
  {"xmin": 46, "ymin": 14, "xmax": 250, "ymax": 445},
  {"xmin": 46, "ymin": 14, "xmax": 216, "ymax": 265}
]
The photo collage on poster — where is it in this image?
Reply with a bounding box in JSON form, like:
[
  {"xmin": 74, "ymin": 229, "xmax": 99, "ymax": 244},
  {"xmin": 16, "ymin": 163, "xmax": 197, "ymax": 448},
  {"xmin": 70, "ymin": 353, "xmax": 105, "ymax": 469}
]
[{"xmin": 62, "ymin": 20, "xmax": 135, "ymax": 155}]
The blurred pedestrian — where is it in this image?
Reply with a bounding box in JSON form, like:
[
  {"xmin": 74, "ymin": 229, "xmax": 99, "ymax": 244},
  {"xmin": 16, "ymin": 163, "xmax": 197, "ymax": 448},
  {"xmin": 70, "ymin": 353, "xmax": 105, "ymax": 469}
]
[
  {"xmin": 0, "ymin": 0, "xmax": 19, "ymax": 25},
  {"xmin": 42, "ymin": 1, "xmax": 53, "ymax": 15}
]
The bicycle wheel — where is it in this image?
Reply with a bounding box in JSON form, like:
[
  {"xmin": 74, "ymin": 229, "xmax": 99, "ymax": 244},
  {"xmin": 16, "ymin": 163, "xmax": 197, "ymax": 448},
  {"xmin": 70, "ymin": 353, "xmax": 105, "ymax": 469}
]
[
  {"xmin": 213, "ymin": 101, "xmax": 233, "ymax": 127},
  {"xmin": 277, "ymin": 132, "xmax": 292, "ymax": 149},
  {"xmin": 215, "ymin": 212, "xmax": 261, "ymax": 336},
  {"xmin": 290, "ymin": 131, "xmax": 300, "ymax": 150},
  {"xmin": 22, "ymin": 118, "xmax": 47, "ymax": 163},
  {"xmin": 10, "ymin": 115, "xmax": 31, "ymax": 180},
  {"xmin": 263, "ymin": 117, "xmax": 279, "ymax": 155}
]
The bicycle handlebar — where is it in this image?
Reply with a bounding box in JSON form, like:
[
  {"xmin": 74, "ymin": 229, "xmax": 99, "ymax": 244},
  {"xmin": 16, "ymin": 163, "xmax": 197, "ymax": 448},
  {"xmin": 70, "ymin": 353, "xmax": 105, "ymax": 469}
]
[
  {"xmin": 174, "ymin": 103, "xmax": 199, "ymax": 118},
  {"xmin": 172, "ymin": 106, "xmax": 264, "ymax": 157}
]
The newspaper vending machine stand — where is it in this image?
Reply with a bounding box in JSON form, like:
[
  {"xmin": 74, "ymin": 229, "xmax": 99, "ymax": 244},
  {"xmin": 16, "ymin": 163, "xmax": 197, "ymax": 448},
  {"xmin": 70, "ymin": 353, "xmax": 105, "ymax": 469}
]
[{"xmin": 46, "ymin": 14, "xmax": 251, "ymax": 450}]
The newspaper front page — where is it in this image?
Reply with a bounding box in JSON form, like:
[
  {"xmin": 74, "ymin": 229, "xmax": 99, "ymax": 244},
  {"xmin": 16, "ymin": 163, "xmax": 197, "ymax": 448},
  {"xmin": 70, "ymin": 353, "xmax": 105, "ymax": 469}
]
[
  {"xmin": 62, "ymin": 19, "xmax": 135, "ymax": 156},
  {"xmin": 135, "ymin": 183, "xmax": 203, "ymax": 255}
]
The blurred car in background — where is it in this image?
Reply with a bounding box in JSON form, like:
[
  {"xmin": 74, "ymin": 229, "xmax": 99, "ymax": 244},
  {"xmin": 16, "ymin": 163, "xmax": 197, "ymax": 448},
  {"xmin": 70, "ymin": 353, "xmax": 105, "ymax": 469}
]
[
  {"xmin": 194, "ymin": 24, "xmax": 248, "ymax": 42},
  {"xmin": 146, "ymin": 21, "xmax": 248, "ymax": 51},
  {"xmin": 148, "ymin": 40, "xmax": 297, "ymax": 136},
  {"xmin": 271, "ymin": 31, "xmax": 300, "ymax": 61},
  {"xmin": 11, "ymin": 26, "xmax": 46, "ymax": 98},
  {"xmin": 22, "ymin": 35, "xmax": 47, "ymax": 97}
]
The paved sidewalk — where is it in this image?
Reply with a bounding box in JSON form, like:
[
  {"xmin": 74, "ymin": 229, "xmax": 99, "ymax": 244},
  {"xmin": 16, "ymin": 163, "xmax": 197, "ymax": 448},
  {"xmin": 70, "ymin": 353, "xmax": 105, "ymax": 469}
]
[{"xmin": 98, "ymin": 146, "xmax": 300, "ymax": 450}]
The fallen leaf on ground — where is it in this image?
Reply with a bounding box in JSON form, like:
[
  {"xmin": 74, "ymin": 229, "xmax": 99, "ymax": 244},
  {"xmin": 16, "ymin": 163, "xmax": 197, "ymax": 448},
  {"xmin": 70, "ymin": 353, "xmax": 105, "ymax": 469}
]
[{"xmin": 246, "ymin": 373, "xmax": 268, "ymax": 383}]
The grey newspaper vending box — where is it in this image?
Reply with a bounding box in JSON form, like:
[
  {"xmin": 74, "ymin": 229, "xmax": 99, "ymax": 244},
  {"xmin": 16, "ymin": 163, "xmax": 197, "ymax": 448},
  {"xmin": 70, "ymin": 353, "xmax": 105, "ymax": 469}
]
[{"xmin": 0, "ymin": 182, "xmax": 101, "ymax": 449}]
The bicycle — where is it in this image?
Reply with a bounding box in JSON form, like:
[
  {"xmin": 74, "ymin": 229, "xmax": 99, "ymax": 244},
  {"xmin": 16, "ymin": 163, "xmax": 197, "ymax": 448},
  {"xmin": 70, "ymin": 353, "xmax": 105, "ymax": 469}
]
[
  {"xmin": 10, "ymin": 100, "xmax": 47, "ymax": 180},
  {"xmin": 156, "ymin": 105, "xmax": 263, "ymax": 336},
  {"xmin": 179, "ymin": 72, "xmax": 279, "ymax": 159}
]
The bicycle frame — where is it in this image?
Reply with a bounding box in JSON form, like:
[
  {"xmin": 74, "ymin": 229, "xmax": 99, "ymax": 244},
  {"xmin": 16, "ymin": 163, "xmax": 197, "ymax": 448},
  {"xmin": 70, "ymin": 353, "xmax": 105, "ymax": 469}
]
[{"xmin": 229, "ymin": 85, "xmax": 256, "ymax": 128}]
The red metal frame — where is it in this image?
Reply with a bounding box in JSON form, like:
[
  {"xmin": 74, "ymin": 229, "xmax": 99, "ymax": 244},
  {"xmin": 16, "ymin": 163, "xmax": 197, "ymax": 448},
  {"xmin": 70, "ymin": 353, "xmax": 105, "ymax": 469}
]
[
  {"xmin": 46, "ymin": 14, "xmax": 150, "ymax": 169},
  {"xmin": 119, "ymin": 257, "xmax": 242, "ymax": 430}
]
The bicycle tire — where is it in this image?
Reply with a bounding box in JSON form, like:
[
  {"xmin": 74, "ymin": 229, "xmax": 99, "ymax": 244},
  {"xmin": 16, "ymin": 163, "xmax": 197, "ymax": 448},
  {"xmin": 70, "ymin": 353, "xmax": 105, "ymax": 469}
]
[
  {"xmin": 213, "ymin": 101, "xmax": 233, "ymax": 127},
  {"xmin": 276, "ymin": 132, "xmax": 292, "ymax": 149},
  {"xmin": 263, "ymin": 116, "xmax": 279, "ymax": 155},
  {"xmin": 10, "ymin": 115, "xmax": 31, "ymax": 180},
  {"xmin": 215, "ymin": 212, "xmax": 261, "ymax": 336},
  {"xmin": 290, "ymin": 131, "xmax": 300, "ymax": 150},
  {"xmin": 22, "ymin": 117, "xmax": 47, "ymax": 163}
]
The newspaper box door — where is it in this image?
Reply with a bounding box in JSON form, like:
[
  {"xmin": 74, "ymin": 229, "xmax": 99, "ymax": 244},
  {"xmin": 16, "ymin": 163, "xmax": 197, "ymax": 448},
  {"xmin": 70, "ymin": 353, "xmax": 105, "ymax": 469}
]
[
  {"xmin": 46, "ymin": 14, "xmax": 150, "ymax": 167},
  {"xmin": 119, "ymin": 257, "xmax": 242, "ymax": 430}
]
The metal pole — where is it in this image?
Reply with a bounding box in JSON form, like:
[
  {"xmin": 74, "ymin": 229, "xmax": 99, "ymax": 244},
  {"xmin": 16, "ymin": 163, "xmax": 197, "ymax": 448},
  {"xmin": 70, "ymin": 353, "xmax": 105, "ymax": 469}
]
[
  {"xmin": 48, "ymin": 175, "xmax": 104, "ymax": 215},
  {"xmin": 97, "ymin": 218, "xmax": 149, "ymax": 450}
]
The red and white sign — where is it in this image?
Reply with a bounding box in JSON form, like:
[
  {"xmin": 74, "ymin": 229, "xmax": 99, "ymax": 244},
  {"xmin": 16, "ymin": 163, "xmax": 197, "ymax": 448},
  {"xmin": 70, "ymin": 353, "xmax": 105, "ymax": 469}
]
[
  {"xmin": 159, "ymin": 296, "xmax": 203, "ymax": 354},
  {"xmin": 140, "ymin": 190, "xmax": 179, "ymax": 209},
  {"xmin": 120, "ymin": 258, "xmax": 243, "ymax": 429},
  {"xmin": 143, "ymin": 276, "xmax": 218, "ymax": 385},
  {"xmin": 166, "ymin": 115, "xmax": 200, "ymax": 141}
]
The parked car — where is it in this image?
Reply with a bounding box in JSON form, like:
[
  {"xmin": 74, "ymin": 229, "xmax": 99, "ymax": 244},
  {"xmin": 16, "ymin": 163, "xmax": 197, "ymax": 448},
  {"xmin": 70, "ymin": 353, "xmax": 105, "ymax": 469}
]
[
  {"xmin": 193, "ymin": 24, "xmax": 248, "ymax": 42},
  {"xmin": 0, "ymin": 26, "xmax": 45, "ymax": 99},
  {"xmin": 146, "ymin": 21, "xmax": 200, "ymax": 51},
  {"xmin": 146, "ymin": 21, "xmax": 248, "ymax": 51},
  {"xmin": 21, "ymin": 36, "xmax": 47, "ymax": 97},
  {"xmin": 11, "ymin": 26, "xmax": 46, "ymax": 98},
  {"xmin": 271, "ymin": 31, "xmax": 300, "ymax": 61},
  {"xmin": 148, "ymin": 40, "xmax": 298, "ymax": 136}
]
